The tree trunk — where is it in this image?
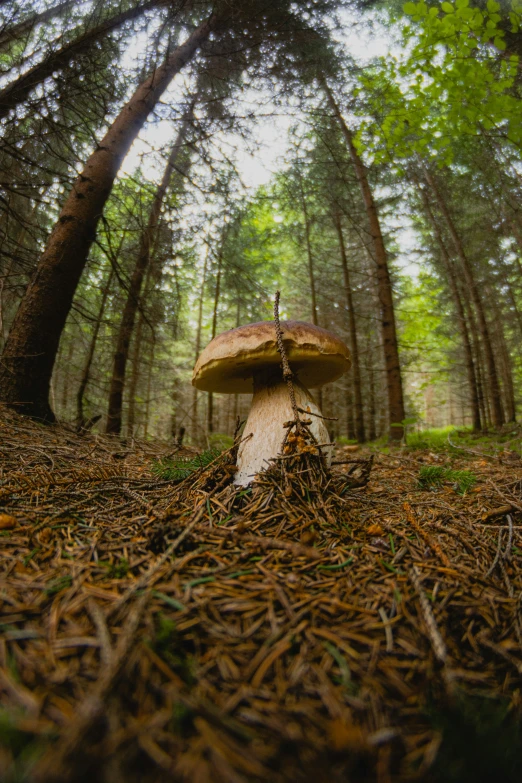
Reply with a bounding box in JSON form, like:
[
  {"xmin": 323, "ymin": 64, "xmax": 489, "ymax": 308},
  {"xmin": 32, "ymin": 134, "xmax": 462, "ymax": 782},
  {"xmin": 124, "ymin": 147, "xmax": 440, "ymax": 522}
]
[
  {"xmin": 207, "ymin": 233, "xmax": 225, "ymax": 435},
  {"xmin": 414, "ymin": 178, "xmax": 482, "ymax": 431},
  {"xmin": 106, "ymin": 96, "xmax": 197, "ymax": 434},
  {"xmin": 325, "ymin": 84, "xmax": 405, "ymax": 440},
  {"xmin": 423, "ymin": 167, "xmax": 505, "ymax": 428},
  {"xmin": 367, "ymin": 358, "xmax": 377, "ymax": 441},
  {"xmin": 59, "ymin": 336, "xmax": 75, "ymax": 415},
  {"xmin": 298, "ymin": 171, "xmax": 318, "ymax": 327},
  {"xmin": 191, "ymin": 247, "xmax": 210, "ymax": 444},
  {"xmin": 334, "ymin": 211, "xmax": 365, "ymax": 441},
  {"xmin": 0, "ymin": 0, "xmax": 164, "ymax": 121},
  {"xmin": 345, "ymin": 375, "xmax": 355, "ymax": 440},
  {"xmin": 0, "ymin": 0, "xmax": 77, "ymax": 50},
  {"xmin": 76, "ymin": 266, "xmax": 114, "ymax": 429},
  {"xmin": 126, "ymin": 310, "xmax": 144, "ymax": 439},
  {"xmin": 0, "ymin": 15, "xmax": 215, "ymax": 421},
  {"xmin": 487, "ymin": 286, "xmax": 516, "ymax": 423},
  {"xmin": 143, "ymin": 333, "xmax": 156, "ymax": 440}
]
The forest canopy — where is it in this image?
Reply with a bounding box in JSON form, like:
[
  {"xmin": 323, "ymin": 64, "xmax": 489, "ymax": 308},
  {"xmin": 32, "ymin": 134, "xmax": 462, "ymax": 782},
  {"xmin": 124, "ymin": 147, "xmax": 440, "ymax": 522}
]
[{"xmin": 1, "ymin": 0, "xmax": 521, "ymax": 443}]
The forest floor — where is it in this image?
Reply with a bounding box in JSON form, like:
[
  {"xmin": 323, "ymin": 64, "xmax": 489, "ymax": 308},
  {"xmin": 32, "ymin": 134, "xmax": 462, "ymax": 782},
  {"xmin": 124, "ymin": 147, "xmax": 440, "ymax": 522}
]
[{"xmin": 1, "ymin": 405, "xmax": 522, "ymax": 783}]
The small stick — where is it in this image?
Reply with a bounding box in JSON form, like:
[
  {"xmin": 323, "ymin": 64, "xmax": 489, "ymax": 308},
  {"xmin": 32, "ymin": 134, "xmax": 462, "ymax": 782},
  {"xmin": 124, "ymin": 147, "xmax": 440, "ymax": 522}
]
[{"xmin": 297, "ymin": 407, "xmax": 338, "ymax": 421}]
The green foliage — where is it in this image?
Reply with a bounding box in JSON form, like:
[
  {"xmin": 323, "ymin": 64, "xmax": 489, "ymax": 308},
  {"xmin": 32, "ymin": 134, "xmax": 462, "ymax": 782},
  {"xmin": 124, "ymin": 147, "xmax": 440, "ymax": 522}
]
[
  {"xmin": 407, "ymin": 425, "xmax": 464, "ymax": 449},
  {"xmin": 337, "ymin": 436, "xmax": 359, "ymax": 446},
  {"xmin": 357, "ymin": 0, "xmax": 522, "ymax": 165},
  {"xmin": 418, "ymin": 464, "xmax": 477, "ymax": 493},
  {"xmin": 152, "ymin": 448, "xmax": 222, "ymax": 481}
]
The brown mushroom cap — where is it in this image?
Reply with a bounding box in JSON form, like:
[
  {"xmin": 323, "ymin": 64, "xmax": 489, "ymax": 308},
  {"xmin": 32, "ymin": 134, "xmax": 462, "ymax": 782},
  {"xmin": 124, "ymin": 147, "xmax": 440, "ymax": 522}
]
[{"xmin": 192, "ymin": 320, "xmax": 351, "ymax": 394}]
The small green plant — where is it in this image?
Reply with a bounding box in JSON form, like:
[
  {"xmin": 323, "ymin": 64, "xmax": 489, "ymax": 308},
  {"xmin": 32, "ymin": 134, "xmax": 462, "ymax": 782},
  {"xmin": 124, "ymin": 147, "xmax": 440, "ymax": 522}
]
[
  {"xmin": 418, "ymin": 465, "xmax": 477, "ymax": 495},
  {"xmin": 152, "ymin": 448, "xmax": 221, "ymax": 481}
]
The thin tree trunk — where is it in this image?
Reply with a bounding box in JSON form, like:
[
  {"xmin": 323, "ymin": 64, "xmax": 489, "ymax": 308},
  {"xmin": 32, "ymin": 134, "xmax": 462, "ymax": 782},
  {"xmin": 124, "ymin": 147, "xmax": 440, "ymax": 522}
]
[
  {"xmin": 487, "ymin": 286, "xmax": 516, "ymax": 423},
  {"xmin": 345, "ymin": 375, "xmax": 355, "ymax": 440},
  {"xmin": 367, "ymin": 358, "xmax": 377, "ymax": 441},
  {"xmin": 126, "ymin": 310, "xmax": 144, "ymax": 439},
  {"xmin": 334, "ymin": 211, "xmax": 365, "ymax": 442},
  {"xmin": 0, "ymin": 15, "xmax": 215, "ymax": 421},
  {"xmin": 0, "ymin": 0, "xmax": 164, "ymax": 120},
  {"xmin": 59, "ymin": 336, "xmax": 75, "ymax": 415},
  {"xmin": 207, "ymin": 234, "xmax": 225, "ymax": 435},
  {"xmin": 191, "ymin": 248, "xmax": 210, "ymax": 444},
  {"xmin": 423, "ymin": 167, "xmax": 505, "ymax": 428},
  {"xmin": 414, "ymin": 178, "xmax": 482, "ymax": 431},
  {"xmin": 143, "ymin": 334, "xmax": 156, "ymax": 440},
  {"xmin": 231, "ymin": 295, "xmax": 241, "ymax": 433},
  {"xmin": 106, "ymin": 96, "xmax": 197, "ymax": 434},
  {"xmin": 0, "ymin": 256, "xmax": 13, "ymax": 346},
  {"xmin": 76, "ymin": 267, "xmax": 114, "ymax": 428},
  {"xmin": 325, "ymin": 84, "xmax": 405, "ymax": 440},
  {"xmin": 0, "ymin": 0, "xmax": 77, "ymax": 50},
  {"xmin": 297, "ymin": 171, "xmax": 318, "ymax": 326}
]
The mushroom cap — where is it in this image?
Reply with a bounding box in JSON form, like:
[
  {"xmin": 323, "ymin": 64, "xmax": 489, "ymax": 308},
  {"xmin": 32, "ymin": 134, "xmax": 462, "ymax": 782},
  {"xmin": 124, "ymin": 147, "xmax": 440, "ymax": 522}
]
[{"xmin": 192, "ymin": 320, "xmax": 351, "ymax": 394}]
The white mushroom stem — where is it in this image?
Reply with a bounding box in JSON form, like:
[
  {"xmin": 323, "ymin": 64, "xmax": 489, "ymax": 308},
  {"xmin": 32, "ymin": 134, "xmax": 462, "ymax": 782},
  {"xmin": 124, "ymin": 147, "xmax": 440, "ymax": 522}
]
[{"xmin": 234, "ymin": 373, "xmax": 332, "ymax": 486}]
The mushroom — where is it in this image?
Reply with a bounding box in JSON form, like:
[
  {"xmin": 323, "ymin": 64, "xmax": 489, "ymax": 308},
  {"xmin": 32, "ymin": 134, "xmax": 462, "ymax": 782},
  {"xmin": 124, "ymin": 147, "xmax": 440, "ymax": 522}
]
[{"xmin": 192, "ymin": 320, "xmax": 351, "ymax": 486}]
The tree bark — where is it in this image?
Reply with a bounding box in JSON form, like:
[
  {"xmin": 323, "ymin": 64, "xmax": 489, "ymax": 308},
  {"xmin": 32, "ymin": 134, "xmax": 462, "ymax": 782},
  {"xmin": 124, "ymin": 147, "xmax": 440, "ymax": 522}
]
[
  {"xmin": 0, "ymin": 14, "xmax": 215, "ymax": 421},
  {"xmin": 143, "ymin": 333, "xmax": 156, "ymax": 440},
  {"xmin": 487, "ymin": 285, "xmax": 516, "ymax": 423},
  {"xmin": 191, "ymin": 247, "xmax": 210, "ymax": 444},
  {"xmin": 297, "ymin": 171, "xmax": 318, "ymax": 327},
  {"xmin": 345, "ymin": 376, "xmax": 355, "ymax": 440},
  {"xmin": 125, "ymin": 309, "xmax": 144, "ymax": 439},
  {"xmin": 207, "ymin": 231, "xmax": 226, "ymax": 435},
  {"xmin": 0, "ymin": 0, "xmax": 164, "ymax": 121},
  {"xmin": 0, "ymin": 0, "xmax": 77, "ymax": 50},
  {"xmin": 423, "ymin": 167, "xmax": 505, "ymax": 428},
  {"xmin": 325, "ymin": 84, "xmax": 405, "ymax": 440},
  {"xmin": 334, "ymin": 211, "xmax": 365, "ymax": 442},
  {"xmin": 76, "ymin": 266, "xmax": 114, "ymax": 429},
  {"xmin": 414, "ymin": 177, "xmax": 482, "ymax": 431},
  {"xmin": 106, "ymin": 96, "xmax": 197, "ymax": 434},
  {"xmin": 367, "ymin": 357, "xmax": 377, "ymax": 441}
]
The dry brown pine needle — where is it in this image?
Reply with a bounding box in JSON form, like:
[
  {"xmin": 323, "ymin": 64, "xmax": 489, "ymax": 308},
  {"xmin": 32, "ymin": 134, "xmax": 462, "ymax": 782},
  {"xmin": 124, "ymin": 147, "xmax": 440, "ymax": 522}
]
[{"xmin": 0, "ymin": 404, "xmax": 521, "ymax": 782}]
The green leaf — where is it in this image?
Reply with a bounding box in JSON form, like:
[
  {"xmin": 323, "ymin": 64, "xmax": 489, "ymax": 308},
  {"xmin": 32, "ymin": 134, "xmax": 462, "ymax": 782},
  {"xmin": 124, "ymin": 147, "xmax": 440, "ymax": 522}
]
[
  {"xmin": 403, "ymin": 2, "xmax": 417, "ymax": 14},
  {"xmin": 441, "ymin": 2, "xmax": 454, "ymax": 12},
  {"xmin": 455, "ymin": 0, "xmax": 468, "ymax": 7},
  {"xmin": 487, "ymin": 0, "xmax": 500, "ymax": 11}
]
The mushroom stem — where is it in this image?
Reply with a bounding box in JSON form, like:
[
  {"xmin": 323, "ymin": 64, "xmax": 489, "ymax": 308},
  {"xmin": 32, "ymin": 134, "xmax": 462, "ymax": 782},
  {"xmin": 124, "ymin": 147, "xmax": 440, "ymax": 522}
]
[{"xmin": 234, "ymin": 372, "xmax": 332, "ymax": 486}]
